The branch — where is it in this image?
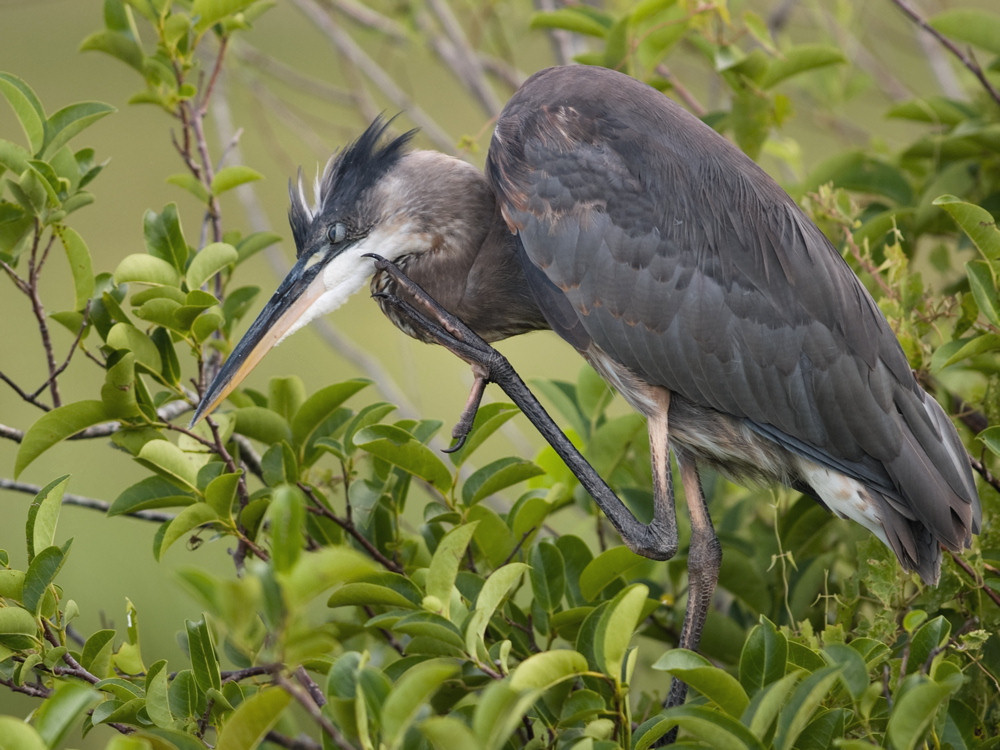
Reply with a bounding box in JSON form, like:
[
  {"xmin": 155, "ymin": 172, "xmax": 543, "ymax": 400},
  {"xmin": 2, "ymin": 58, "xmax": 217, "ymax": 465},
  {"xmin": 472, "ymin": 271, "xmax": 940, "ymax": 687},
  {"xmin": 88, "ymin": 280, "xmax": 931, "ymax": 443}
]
[
  {"xmin": 299, "ymin": 483, "xmax": 403, "ymax": 573},
  {"xmin": 949, "ymin": 550, "xmax": 1000, "ymax": 609},
  {"xmin": 274, "ymin": 673, "xmax": 356, "ymax": 750},
  {"xmin": 0, "ymin": 478, "xmax": 176, "ymax": 523},
  {"xmin": 889, "ymin": 0, "xmax": 1000, "ymax": 108},
  {"xmin": 290, "ymin": 0, "xmax": 457, "ymax": 152}
]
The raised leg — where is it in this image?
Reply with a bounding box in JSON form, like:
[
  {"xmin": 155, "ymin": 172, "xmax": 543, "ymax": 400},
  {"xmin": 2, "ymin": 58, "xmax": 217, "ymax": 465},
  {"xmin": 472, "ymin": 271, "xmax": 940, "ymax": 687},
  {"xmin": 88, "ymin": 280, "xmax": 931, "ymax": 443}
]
[{"xmin": 366, "ymin": 253, "xmax": 678, "ymax": 560}]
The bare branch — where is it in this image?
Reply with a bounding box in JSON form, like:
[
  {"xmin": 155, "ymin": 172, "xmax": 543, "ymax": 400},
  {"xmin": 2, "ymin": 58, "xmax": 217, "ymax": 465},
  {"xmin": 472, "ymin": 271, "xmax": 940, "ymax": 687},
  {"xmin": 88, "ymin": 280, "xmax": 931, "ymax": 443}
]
[
  {"xmin": 0, "ymin": 478, "xmax": 176, "ymax": 523},
  {"xmin": 889, "ymin": 0, "xmax": 1000, "ymax": 108},
  {"xmin": 423, "ymin": 0, "xmax": 503, "ymax": 116},
  {"xmin": 321, "ymin": 0, "xmax": 407, "ymax": 40},
  {"xmin": 290, "ymin": 0, "xmax": 457, "ymax": 152},
  {"xmin": 274, "ymin": 673, "xmax": 356, "ymax": 750}
]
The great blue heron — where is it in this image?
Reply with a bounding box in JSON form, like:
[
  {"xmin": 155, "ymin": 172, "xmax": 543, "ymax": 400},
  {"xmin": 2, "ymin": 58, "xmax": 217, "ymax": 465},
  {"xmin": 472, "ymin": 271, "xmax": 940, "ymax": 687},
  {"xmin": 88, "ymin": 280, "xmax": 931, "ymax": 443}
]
[{"xmin": 193, "ymin": 65, "xmax": 981, "ymax": 710}]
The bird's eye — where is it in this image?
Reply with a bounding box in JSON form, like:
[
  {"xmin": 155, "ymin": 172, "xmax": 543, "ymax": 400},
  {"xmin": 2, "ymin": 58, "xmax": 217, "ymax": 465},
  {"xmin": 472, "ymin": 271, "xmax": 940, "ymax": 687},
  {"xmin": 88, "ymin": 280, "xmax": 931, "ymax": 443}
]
[{"xmin": 328, "ymin": 222, "xmax": 348, "ymax": 244}]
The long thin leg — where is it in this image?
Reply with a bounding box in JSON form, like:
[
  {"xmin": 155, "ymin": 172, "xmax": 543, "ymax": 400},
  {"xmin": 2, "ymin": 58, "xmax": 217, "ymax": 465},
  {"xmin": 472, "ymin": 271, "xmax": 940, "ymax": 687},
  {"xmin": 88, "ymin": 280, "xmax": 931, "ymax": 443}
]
[
  {"xmin": 368, "ymin": 254, "xmax": 677, "ymax": 560},
  {"xmin": 657, "ymin": 450, "xmax": 722, "ymax": 746}
]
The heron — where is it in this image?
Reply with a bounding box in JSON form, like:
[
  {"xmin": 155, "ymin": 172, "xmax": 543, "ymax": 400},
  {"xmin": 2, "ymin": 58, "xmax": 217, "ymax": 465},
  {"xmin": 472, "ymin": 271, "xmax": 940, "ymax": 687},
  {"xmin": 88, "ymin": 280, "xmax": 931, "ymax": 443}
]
[{"xmin": 192, "ymin": 65, "xmax": 981, "ymax": 711}]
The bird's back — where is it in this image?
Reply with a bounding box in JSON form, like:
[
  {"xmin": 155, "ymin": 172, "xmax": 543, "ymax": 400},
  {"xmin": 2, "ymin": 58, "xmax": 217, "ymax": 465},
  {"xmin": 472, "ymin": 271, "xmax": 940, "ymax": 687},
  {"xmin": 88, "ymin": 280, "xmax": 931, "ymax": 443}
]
[{"xmin": 487, "ymin": 65, "xmax": 980, "ymax": 582}]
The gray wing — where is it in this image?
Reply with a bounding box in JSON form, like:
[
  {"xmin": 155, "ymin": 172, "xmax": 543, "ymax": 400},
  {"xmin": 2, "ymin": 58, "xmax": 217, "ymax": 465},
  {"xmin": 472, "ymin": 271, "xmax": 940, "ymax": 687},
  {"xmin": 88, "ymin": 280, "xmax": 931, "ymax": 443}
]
[{"xmin": 487, "ymin": 66, "xmax": 978, "ymax": 556}]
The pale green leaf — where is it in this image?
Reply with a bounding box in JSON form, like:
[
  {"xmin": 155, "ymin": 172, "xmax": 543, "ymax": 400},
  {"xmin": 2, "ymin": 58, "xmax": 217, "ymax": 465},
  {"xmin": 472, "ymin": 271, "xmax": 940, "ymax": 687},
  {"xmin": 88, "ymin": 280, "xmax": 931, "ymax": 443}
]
[
  {"xmin": 114, "ymin": 253, "xmax": 181, "ymax": 287},
  {"xmin": 216, "ymin": 688, "xmax": 291, "ymax": 750},
  {"xmin": 55, "ymin": 226, "xmax": 95, "ymax": 310},
  {"xmin": 185, "ymin": 242, "xmax": 238, "ymax": 290},
  {"xmin": 15, "ymin": 400, "xmax": 109, "ymax": 477},
  {"xmin": 27, "ymin": 475, "xmax": 68, "ymax": 561},
  {"xmin": 509, "ymin": 649, "xmax": 589, "ymax": 691},
  {"xmin": 210, "ymin": 165, "xmax": 263, "ymax": 195},
  {"xmin": 425, "ymin": 523, "xmax": 479, "ymax": 619},
  {"xmin": 157, "ymin": 504, "xmax": 219, "ymax": 559}
]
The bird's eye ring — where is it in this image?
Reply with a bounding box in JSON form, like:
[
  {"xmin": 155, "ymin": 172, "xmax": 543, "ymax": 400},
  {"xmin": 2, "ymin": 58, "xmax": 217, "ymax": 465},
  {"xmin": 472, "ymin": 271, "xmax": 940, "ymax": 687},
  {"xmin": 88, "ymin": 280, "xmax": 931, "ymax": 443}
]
[{"xmin": 328, "ymin": 222, "xmax": 348, "ymax": 244}]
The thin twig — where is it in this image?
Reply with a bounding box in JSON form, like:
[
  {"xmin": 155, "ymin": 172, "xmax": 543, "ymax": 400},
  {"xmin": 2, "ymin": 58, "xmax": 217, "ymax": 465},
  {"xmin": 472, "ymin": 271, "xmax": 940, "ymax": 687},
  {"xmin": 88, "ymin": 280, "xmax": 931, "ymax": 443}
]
[
  {"xmin": 300, "ymin": 484, "xmax": 403, "ymax": 573},
  {"xmin": 949, "ymin": 550, "xmax": 1000, "ymax": 609},
  {"xmin": 274, "ymin": 673, "xmax": 356, "ymax": 750},
  {"xmin": 889, "ymin": 0, "xmax": 1000, "ymax": 108},
  {"xmin": 291, "ymin": 0, "xmax": 457, "ymax": 152},
  {"xmin": 0, "ymin": 478, "xmax": 177, "ymax": 522}
]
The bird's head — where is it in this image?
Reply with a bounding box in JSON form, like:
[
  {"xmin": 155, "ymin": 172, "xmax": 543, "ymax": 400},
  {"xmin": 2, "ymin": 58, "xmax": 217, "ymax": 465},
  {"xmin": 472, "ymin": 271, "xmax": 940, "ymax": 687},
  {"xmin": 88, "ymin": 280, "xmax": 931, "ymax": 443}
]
[{"xmin": 191, "ymin": 117, "xmax": 441, "ymax": 424}]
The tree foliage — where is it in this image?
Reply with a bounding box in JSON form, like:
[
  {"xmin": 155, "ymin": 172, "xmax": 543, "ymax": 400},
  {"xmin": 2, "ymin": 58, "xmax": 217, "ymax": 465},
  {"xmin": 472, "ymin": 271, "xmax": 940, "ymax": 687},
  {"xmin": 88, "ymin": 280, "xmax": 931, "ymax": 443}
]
[{"xmin": 1, "ymin": 1, "xmax": 999, "ymax": 748}]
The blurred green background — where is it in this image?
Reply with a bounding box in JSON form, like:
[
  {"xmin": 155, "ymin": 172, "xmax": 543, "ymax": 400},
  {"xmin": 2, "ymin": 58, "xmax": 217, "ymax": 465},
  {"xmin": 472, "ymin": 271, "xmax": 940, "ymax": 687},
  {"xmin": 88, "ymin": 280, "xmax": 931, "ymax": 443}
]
[{"xmin": 1, "ymin": 0, "xmax": 996, "ymax": 740}]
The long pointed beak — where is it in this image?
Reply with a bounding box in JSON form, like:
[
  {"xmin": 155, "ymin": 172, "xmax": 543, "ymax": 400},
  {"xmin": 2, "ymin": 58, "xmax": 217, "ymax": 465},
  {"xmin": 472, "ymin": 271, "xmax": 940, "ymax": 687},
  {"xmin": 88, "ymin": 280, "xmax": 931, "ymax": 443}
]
[{"xmin": 191, "ymin": 252, "xmax": 328, "ymax": 425}]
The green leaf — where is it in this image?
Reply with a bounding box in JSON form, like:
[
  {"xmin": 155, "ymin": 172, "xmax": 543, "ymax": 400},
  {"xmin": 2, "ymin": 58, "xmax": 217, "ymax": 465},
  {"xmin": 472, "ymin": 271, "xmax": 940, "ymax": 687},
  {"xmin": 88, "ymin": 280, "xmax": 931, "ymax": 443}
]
[
  {"xmin": 759, "ymin": 44, "xmax": 846, "ymax": 89},
  {"xmin": 81, "ymin": 629, "xmax": 115, "ymax": 677},
  {"xmin": 465, "ymin": 562, "xmax": 529, "ymax": 657},
  {"xmin": 143, "ymin": 204, "xmax": 189, "ymax": 271},
  {"xmin": 355, "ymin": 424, "xmax": 453, "ymax": 493},
  {"xmin": 530, "ymin": 8, "xmax": 611, "ymax": 37},
  {"xmin": 109, "ymin": 475, "xmax": 195, "ymax": 516},
  {"xmin": 167, "ymin": 172, "xmax": 212, "ymax": 203},
  {"xmin": 281, "ymin": 547, "xmax": 375, "ymax": 607},
  {"xmin": 157, "ymin": 504, "xmax": 219, "ymax": 559},
  {"xmin": 185, "ymin": 241, "xmax": 237, "ymax": 290},
  {"xmin": 114, "ymin": 253, "xmax": 182, "ymax": 287},
  {"xmin": 291, "ymin": 379, "xmax": 370, "ymax": 450},
  {"xmin": 653, "ymin": 649, "xmax": 750, "ymax": 717},
  {"xmin": 934, "ymin": 195, "xmax": 1000, "ymax": 261},
  {"xmin": 23, "ymin": 541, "xmax": 70, "ymax": 614},
  {"xmin": 966, "ymin": 260, "xmax": 1000, "ymax": 328},
  {"xmin": 328, "ymin": 582, "xmax": 420, "ymax": 609},
  {"xmin": 15, "ymin": 400, "xmax": 109, "ymax": 477},
  {"xmin": 216, "ymin": 688, "xmax": 291, "ymax": 750},
  {"xmin": 425, "ymin": 523, "xmax": 479, "ymax": 619},
  {"xmin": 102, "ymin": 352, "xmax": 141, "ymax": 419},
  {"xmin": 807, "ymin": 151, "xmax": 913, "ymax": 205},
  {"xmin": 192, "ymin": 0, "xmax": 261, "ymax": 32},
  {"xmin": 0, "ymin": 717, "xmax": 46, "ymax": 750},
  {"xmin": 56, "ymin": 226, "xmax": 95, "ymax": 310},
  {"xmin": 380, "ymin": 659, "xmax": 460, "ymax": 750},
  {"xmin": 106, "ymin": 322, "xmax": 163, "ymax": 373},
  {"xmin": 596, "ymin": 583, "xmax": 648, "ymax": 681},
  {"xmin": 79, "ymin": 29, "xmax": 144, "ymax": 72},
  {"xmin": 647, "ymin": 705, "xmax": 767, "ymax": 750},
  {"xmin": 930, "ymin": 8, "xmax": 1000, "ymax": 56},
  {"xmin": 27, "ymin": 475, "xmax": 68, "ymax": 562},
  {"xmin": 233, "ymin": 406, "xmax": 292, "ymax": 444},
  {"xmin": 578, "ymin": 546, "xmax": 648, "ymax": 600},
  {"xmin": 887, "ymin": 679, "xmax": 955, "ymax": 750},
  {"xmin": 204, "ymin": 471, "xmax": 241, "ymax": 518},
  {"xmin": 185, "ymin": 618, "xmax": 222, "ymax": 693},
  {"xmin": 42, "ymin": 101, "xmax": 115, "ymax": 157},
  {"xmin": 269, "ymin": 484, "xmax": 305, "ymax": 573},
  {"xmin": 739, "ymin": 618, "xmax": 788, "ymax": 693},
  {"xmin": 743, "ymin": 671, "xmax": 803, "ymax": 739},
  {"xmin": 509, "ymin": 649, "xmax": 589, "ymax": 691},
  {"xmin": 529, "ymin": 541, "xmax": 565, "ymax": 612},
  {"xmin": 210, "ymin": 165, "xmax": 263, "ymax": 195},
  {"xmin": 774, "ymin": 665, "xmax": 841, "ymax": 750},
  {"xmin": 978, "ymin": 425, "xmax": 1000, "ymax": 456},
  {"xmin": 461, "ymin": 457, "xmax": 544, "ymax": 506},
  {"xmin": 420, "ymin": 716, "xmax": 479, "ymax": 750},
  {"xmin": 0, "ymin": 72, "xmax": 45, "ymax": 153},
  {"xmin": 136, "ymin": 440, "xmax": 201, "ymax": 492},
  {"xmin": 0, "ymin": 607, "xmax": 36, "ymax": 636}
]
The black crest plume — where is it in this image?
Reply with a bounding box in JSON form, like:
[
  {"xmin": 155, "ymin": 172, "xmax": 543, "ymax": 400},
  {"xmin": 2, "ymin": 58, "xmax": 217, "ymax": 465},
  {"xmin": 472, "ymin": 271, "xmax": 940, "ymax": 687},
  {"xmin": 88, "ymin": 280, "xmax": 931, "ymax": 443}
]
[{"xmin": 288, "ymin": 116, "xmax": 417, "ymax": 251}]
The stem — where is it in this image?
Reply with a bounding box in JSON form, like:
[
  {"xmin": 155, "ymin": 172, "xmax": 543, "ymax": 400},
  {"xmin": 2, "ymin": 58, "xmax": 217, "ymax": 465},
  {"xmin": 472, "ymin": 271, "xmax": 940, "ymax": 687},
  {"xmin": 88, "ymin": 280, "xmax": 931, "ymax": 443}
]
[{"xmin": 889, "ymin": 0, "xmax": 1000, "ymax": 108}]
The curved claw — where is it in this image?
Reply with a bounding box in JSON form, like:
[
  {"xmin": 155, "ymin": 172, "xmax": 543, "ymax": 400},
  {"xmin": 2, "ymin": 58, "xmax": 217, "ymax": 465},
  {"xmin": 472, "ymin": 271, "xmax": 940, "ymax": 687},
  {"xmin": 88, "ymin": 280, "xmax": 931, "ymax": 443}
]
[{"xmin": 442, "ymin": 434, "xmax": 468, "ymax": 454}]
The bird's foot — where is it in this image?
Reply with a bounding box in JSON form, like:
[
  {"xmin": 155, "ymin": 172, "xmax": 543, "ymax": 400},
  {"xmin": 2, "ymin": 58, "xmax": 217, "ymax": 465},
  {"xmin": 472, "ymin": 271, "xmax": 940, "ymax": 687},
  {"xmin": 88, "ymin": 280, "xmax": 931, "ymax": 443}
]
[{"xmin": 365, "ymin": 253, "xmax": 499, "ymax": 451}]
